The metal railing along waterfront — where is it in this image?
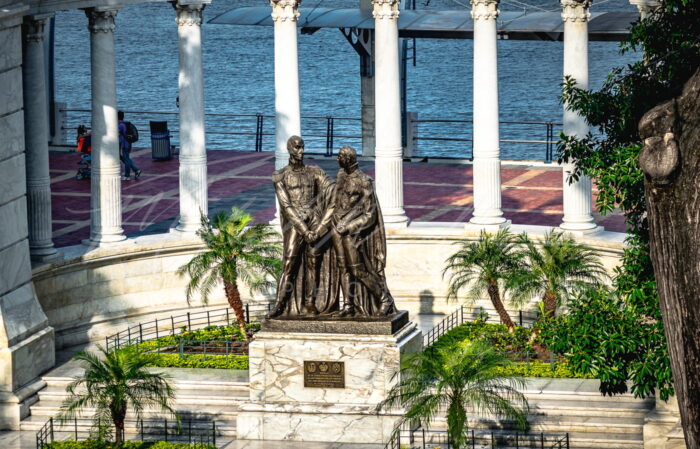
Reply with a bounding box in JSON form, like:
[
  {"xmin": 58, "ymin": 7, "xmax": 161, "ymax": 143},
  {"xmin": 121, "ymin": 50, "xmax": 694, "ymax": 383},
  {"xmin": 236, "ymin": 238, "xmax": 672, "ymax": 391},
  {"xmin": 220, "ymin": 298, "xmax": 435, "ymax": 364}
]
[
  {"xmin": 385, "ymin": 428, "xmax": 570, "ymax": 449},
  {"xmin": 59, "ymin": 107, "xmax": 561, "ymax": 161},
  {"xmin": 104, "ymin": 303, "xmax": 272, "ymax": 351},
  {"xmin": 36, "ymin": 416, "xmax": 217, "ymax": 449},
  {"xmin": 423, "ymin": 305, "xmax": 539, "ymax": 347}
]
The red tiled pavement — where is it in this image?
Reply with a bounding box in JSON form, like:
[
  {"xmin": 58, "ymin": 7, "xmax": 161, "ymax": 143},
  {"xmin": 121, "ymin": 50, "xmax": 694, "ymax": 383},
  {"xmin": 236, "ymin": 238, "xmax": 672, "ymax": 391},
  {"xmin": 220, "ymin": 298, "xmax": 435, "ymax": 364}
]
[{"xmin": 49, "ymin": 149, "xmax": 626, "ymax": 248}]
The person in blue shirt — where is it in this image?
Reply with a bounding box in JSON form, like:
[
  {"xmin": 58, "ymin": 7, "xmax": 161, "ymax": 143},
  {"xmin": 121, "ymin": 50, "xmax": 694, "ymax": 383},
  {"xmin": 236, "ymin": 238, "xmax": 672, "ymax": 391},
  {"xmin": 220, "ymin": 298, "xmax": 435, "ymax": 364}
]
[{"xmin": 118, "ymin": 111, "xmax": 141, "ymax": 181}]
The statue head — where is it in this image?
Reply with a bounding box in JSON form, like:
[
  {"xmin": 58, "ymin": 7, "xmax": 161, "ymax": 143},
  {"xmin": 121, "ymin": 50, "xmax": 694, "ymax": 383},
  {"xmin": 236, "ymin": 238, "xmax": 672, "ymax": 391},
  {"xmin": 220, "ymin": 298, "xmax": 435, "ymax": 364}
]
[
  {"xmin": 287, "ymin": 135, "xmax": 304, "ymax": 163},
  {"xmin": 337, "ymin": 146, "xmax": 358, "ymax": 171}
]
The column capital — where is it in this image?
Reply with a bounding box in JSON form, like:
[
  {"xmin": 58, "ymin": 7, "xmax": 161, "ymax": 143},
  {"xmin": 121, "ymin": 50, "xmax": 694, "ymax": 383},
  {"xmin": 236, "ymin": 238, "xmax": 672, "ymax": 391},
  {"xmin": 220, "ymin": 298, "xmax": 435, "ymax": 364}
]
[
  {"xmin": 372, "ymin": 0, "xmax": 400, "ymax": 20},
  {"xmin": 270, "ymin": 0, "xmax": 301, "ymax": 22},
  {"xmin": 471, "ymin": 0, "xmax": 499, "ymax": 21},
  {"xmin": 173, "ymin": 2, "xmax": 205, "ymax": 26},
  {"xmin": 85, "ymin": 8, "xmax": 118, "ymax": 34},
  {"xmin": 561, "ymin": 0, "xmax": 591, "ymax": 23},
  {"xmin": 629, "ymin": 0, "xmax": 659, "ymax": 16},
  {"xmin": 22, "ymin": 17, "xmax": 47, "ymax": 43}
]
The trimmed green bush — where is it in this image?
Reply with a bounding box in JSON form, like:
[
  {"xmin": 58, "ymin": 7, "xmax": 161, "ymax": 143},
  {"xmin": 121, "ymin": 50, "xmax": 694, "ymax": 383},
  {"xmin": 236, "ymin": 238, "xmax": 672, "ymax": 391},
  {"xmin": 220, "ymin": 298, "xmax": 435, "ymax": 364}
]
[
  {"xmin": 431, "ymin": 319, "xmax": 591, "ymax": 379},
  {"xmin": 45, "ymin": 440, "xmax": 215, "ymax": 449},
  {"xmin": 139, "ymin": 353, "xmax": 248, "ymax": 370}
]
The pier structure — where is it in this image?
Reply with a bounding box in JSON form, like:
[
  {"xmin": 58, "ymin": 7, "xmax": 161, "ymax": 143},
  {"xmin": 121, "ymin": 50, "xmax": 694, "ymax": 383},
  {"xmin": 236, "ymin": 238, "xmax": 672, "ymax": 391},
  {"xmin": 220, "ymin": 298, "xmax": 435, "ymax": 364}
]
[{"xmin": 0, "ymin": 0, "xmax": 662, "ymax": 433}]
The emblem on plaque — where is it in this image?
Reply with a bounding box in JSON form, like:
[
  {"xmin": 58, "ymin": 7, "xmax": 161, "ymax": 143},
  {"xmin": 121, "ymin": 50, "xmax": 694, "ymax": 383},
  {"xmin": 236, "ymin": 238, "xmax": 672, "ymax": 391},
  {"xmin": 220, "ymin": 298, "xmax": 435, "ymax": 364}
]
[{"xmin": 304, "ymin": 361, "xmax": 345, "ymax": 388}]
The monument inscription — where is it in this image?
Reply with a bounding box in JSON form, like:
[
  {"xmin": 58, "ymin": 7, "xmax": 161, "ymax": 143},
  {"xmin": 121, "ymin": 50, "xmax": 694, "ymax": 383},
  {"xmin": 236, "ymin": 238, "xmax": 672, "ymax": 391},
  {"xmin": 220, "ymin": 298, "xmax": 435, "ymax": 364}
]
[{"xmin": 304, "ymin": 361, "xmax": 345, "ymax": 388}]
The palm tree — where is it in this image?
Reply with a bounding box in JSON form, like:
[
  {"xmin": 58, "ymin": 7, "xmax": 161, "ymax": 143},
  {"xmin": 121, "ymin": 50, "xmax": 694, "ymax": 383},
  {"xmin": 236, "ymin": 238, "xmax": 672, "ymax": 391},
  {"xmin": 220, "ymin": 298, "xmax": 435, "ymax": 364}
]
[
  {"xmin": 178, "ymin": 207, "xmax": 281, "ymax": 340},
  {"xmin": 59, "ymin": 346, "xmax": 176, "ymax": 444},
  {"xmin": 444, "ymin": 228, "xmax": 522, "ymax": 329},
  {"xmin": 509, "ymin": 231, "xmax": 608, "ymax": 317},
  {"xmin": 379, "ymin": 341, "xmax": 529, "ymax": 449}
]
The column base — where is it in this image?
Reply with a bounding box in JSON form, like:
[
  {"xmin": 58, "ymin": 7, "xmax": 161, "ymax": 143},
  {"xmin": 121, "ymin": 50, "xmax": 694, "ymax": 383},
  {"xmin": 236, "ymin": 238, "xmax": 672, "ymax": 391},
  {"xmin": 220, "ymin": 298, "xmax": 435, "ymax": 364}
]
[
  {"xmin": 29, "ymin": 245, "xmax": 61, "ymax": 262},
  {"xmin": 381, "ymin": 208, "xmax": 410, "ymax": 228},
  {"xmin": 83, "ymin": 233, "xmax": 127, "ymax": 246},
  {"xmin": 466, "ymin": 218, "xmax": 511, "ymax": 231},
  {"xmin": 558, "ymin": 224, "xmax": 604, "ymax": 236}
]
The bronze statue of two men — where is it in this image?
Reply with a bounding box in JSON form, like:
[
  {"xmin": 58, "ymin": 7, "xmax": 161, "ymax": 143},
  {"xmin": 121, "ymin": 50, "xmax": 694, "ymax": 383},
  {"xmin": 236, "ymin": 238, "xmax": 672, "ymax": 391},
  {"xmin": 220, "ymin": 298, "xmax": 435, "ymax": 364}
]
[{"xmin": 268, "ymin": 135, "xmax": 398, "ymax": 319}]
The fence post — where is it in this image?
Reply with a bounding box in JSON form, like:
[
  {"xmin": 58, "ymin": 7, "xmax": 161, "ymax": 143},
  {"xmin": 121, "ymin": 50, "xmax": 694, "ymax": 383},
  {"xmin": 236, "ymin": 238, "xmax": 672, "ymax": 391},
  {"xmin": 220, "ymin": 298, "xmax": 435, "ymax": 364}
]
[
  {"xmin": 491, "ymin": 431, "xmax": 495, "ymax": 448},
  {"xmin": 179, "ymin": 340, "xmax": 184, "ymax": 358},
  {"xmin": 207, "ymin": 310, "xmax": 211, "ymax": 327},
  {"xmin": 139, "ymin": 324, "xmax": 143, "ymax": 343},
  {"xmin": 50, "ymin": 417, "xmax": 54, "ymax": 442},
  {"xmin": 189, "ymin": 419, "xmax": 192, "ymax": 443},
  {"xmin": 325, "ymin": 116, "xmax": 334, "ymax": 156},
  {"xmin": 541, "ymin": 432, "xmax": 544, "ymax": 449},
  {"xmin": 566, "ymin": 432, "xmax": 570, "ymax": 449},
  {"xmin": 164, "ymin": 419, "xmax": 168, "ymax": 442},
  {"xmin": 212, "ymin": 421, "xmax": 217, "ymax": 446},
  {"xmin": 74, "ymin": 417, "xmax": 78, "ymax": 440},
  {"xmin": 516, "ymin": 431, "xmax": 519, "ymax": 449},
  {"xmin": 545, "ymin": 122, "xmax": 554, "ymax": 163},
  {"xmin": 519, "ymin": 310, "xmax": 523, "ymax": 327},
  {"xmin": 245, "ymin": 303, "xmax": 250, "ymax": 323},
  {"xmin": 128, "ymin": 328, "xmax": 131, "ymax": 345},
  {"xmin": 472, "ymin": 429, "xmax": 475, "ymax": 449},
  {"xmin": 255, "ymin": 114, "xmax": 263, "ymax": 152},
  {"xmin": 187, "ymin": 312, "xmax": 191, "ymax": 330},
  {"xmin": 155, "ymin": 318, "xmax": 159, "ymax": 340},
  {"xmin": 171, "ymin": 316, "xmax": 175, "ymax": 335}
]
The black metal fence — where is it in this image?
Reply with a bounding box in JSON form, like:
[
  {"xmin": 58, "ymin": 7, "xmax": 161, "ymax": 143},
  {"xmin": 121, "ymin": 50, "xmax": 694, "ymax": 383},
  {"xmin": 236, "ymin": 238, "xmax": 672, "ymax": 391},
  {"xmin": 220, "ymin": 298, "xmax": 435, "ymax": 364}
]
[
  {"xmin": 423, "ymin": 305, "xmax": 539, "ymax": 347},
  {"xmin": 59, "ymin": 108, "xmax": 560, "ymax": 161},
  {"xmin": 385, "ymin": 428, "xmax": 569, "ymax": 449},
  {"xmin": 105, "ymin": 303, "xmax": 271, "ymax": 351},
  {"xmin": 37, "ymin": 416, "xmax": 217, "ymax": 449}
]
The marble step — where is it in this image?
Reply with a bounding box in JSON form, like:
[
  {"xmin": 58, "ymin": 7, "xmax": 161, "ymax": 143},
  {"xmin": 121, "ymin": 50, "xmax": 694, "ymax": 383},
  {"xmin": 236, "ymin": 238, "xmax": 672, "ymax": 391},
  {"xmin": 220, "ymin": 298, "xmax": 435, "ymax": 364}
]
[
  {"xmin": 36, "ymin": 388, "xmax": 249, "ymax": 406},
  {"xmin": 27, "ymin": 399, "xmax": 242, "ymax": 418}
]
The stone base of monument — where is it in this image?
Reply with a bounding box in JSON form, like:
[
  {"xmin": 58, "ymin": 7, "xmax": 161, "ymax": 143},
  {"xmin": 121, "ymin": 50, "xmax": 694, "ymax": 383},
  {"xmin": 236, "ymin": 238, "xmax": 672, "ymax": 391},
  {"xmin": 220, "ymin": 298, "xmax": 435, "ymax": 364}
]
[{"xmin": 236, "ymin": 311, "xmax": 422, "ymax": 444}]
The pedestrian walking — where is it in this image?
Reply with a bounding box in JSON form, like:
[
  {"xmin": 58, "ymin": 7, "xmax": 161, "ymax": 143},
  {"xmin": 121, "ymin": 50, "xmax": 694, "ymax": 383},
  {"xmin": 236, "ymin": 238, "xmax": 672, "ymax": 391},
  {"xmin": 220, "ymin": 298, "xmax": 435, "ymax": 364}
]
[{"xmin": 118, "ymin": 110, "xmax": 142, "ymax": 181}]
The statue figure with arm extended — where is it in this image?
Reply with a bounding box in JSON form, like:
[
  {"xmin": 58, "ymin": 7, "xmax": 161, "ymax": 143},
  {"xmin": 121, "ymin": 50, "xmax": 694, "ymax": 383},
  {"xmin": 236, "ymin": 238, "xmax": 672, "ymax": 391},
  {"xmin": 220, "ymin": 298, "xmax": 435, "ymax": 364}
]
[
  {"xmin": 316, "ymin": 146, "xmax": 398, "ymax": 317},
  {"xmin": 269, "ymin": 136, "xmax": 336, "ymax": 318}
]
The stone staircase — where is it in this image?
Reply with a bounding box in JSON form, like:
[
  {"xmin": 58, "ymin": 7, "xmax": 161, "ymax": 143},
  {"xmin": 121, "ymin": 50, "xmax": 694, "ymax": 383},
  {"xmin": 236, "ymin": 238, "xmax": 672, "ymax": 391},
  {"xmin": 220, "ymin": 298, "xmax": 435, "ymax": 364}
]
[
  {"xmin": 427, "ymin": 379, "xmax": 655, "ymax": 449},
  {"xmin": 20, "ymin": 361, "xmax": 249, "ymax": 439}
]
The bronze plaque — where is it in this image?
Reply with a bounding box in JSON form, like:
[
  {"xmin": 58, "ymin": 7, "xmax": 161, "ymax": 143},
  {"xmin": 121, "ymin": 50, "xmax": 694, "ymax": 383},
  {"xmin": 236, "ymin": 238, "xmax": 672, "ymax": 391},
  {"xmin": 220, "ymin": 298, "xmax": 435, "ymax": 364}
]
[{"xmin": 303, "ymin": 361, "xmax": 345, "ymax": 388}]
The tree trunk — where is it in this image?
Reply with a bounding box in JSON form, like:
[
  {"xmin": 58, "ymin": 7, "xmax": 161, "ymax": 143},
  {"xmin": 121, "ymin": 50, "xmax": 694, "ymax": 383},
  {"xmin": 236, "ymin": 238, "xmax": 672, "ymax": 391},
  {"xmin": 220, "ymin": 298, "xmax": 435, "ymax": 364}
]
[
  {"xmin": 112, "ymin": 406, "xmax": 126, "ymax": 444},
  {"xmin": 638, "ymin": 67, "xmax": 700, "ymax": 448},
  {"xmin": 487, "ymin": 282, "xmax": 515, "ymax": 329},
  {"xmin": 224, "ymin": 281, "xmax": 248, "ymax": 341},
  {"xmin": 542, "ymin": 290, "xmax": 557, "ymax": 318}
]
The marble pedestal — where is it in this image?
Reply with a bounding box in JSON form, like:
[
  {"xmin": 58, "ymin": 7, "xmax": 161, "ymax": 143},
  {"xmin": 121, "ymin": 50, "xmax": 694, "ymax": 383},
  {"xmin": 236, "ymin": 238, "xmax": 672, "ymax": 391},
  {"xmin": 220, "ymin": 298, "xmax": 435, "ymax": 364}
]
[{"xmin": 237, "ymin": 315, "xmax": 422, "ymax": 444}]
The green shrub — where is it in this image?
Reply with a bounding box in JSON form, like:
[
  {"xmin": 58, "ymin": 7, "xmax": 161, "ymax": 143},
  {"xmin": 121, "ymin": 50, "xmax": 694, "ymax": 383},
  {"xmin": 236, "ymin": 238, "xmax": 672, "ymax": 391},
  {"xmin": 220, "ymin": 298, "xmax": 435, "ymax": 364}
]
[
  {"xmin": 45, "ymin": 440, "xmax": 216, "ymax": 449},
  {"xmin": 494, "ymin": 361, "xmax": 594, "ymax": 379},
  {"xmin": 138, "ymin": 353, "xmax": 248, "ymax": 370}
]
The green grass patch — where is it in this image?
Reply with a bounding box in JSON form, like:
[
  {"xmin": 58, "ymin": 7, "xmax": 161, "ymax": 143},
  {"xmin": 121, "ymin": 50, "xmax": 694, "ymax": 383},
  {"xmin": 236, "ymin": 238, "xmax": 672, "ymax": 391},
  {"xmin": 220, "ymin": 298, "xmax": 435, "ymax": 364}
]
[{"xmin": 45, "ymin": 441, "xmax": 216, "ymax": 449}]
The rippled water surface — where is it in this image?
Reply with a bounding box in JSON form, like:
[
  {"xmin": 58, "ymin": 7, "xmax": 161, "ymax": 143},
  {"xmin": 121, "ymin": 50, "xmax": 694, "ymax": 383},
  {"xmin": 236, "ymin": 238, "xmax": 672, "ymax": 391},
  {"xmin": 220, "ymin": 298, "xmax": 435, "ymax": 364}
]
[{"xmin": 54, "ymin": 0, "xmax": 639, "ymax": 159}]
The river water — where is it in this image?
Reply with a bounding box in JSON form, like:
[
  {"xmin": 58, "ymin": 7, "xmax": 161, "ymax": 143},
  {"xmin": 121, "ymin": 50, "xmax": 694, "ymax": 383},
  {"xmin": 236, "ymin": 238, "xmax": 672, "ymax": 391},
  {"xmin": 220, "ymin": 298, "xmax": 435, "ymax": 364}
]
[{"xmin": 53, "ymin": 0, "xmax": 639, "ymax": 159}]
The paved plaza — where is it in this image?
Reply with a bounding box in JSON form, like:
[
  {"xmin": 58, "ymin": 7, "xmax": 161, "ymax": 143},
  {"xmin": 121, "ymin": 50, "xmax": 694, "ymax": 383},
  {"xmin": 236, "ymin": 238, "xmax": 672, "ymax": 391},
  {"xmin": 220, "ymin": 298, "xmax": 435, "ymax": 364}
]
[{"xmin": 49, "ymin": 148, "xmax": 625, "ymax": 248}]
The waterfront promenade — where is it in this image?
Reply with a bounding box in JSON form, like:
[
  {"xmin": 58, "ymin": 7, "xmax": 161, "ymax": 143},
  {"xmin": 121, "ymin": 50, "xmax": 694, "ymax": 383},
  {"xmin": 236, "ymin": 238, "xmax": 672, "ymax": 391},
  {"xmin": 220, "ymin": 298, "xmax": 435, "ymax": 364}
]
[{"xmin": 49, "ymin": 147, "xmax": 626, "ymax": 248}]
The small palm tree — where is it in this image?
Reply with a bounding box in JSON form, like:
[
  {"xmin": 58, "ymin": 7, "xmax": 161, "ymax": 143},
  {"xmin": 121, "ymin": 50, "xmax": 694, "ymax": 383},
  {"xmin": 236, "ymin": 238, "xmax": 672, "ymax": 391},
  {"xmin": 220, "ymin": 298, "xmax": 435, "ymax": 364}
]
[
  {"xmin": 509, "ymin": 231, "xmax": 608, "ymax": 317},
  {"xmin": 59, "ymin": 346, "xmax": 176, "ymax": 444},
  {"xmin": 379, "ymin": 341, "xmax": 529, "ymax": 449},
  {"xmin": 444, "ymin": 228, "xmax": 522, "ymax": 329},
  {"xmin": 178, "ymin": 207, "xmax": 282, "ymax": 340}
]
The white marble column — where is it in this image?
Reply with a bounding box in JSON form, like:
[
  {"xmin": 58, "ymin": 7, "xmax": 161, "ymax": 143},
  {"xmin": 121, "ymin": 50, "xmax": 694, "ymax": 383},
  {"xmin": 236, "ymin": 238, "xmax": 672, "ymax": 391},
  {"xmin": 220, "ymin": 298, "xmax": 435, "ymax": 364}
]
[
  {"xmin": 559, "ymin": 0, "xmax": 598, "ymax": 233},
  {"xmin": 373, "ymin": 0, "xmax": 408, "ymax": 225},
  {"xmin": 629, "ymin": 0, "xmax": 659, "ymax": 19},
  {"xmin": 469, "ymin": 0, "xmax": 506, "ymax": 227},
  {"xmin": 174, "ymin": 1, "xmax": 209, "ymax": 233},
  {"xmin": 22, "ymin": 16, "xmax": 58, "ymax": 259},
  {"xmin": 86, "ymin": 8, "xmax": 125, "ymax": 243},
  {"xmin": 270, "ymin": 0, "xmax": 301, "ymax": 225}
]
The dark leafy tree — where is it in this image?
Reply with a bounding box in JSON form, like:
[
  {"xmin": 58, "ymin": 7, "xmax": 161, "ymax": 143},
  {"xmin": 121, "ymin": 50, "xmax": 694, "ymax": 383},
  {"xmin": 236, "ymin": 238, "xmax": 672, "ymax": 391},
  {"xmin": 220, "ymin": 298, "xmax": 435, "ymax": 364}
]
[
  {"xmin": 178, "ymin": 207, "xmax": 282, "ymax": 340},
  {"xmin": 552, "ymin": 0, "xmax": 700, "ymax": 444},
  {"xmin": 58, "ymin": 347, "xmax": 176, "ymax": 444},
  {"xmin": 379, "ymin": 341, "xmax": 529, "ymax": 449}
]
